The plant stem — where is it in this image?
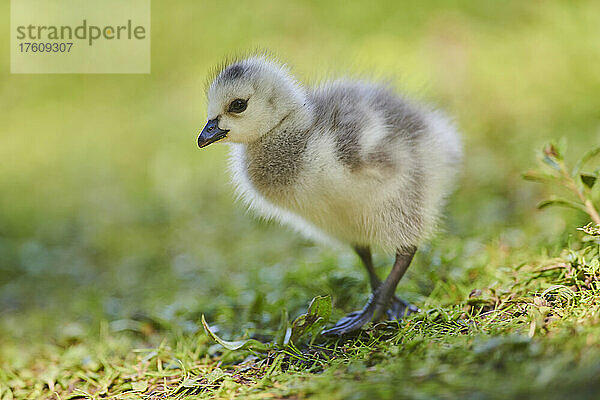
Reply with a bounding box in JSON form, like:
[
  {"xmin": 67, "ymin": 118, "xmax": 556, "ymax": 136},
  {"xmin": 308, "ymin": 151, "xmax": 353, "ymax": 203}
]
[
  {"xmin": 584, "ymin": 199, "xmax": 600, "ymax": 226},
  {"xmin": 560, "ymin": 166, "xmax": 600, "ymax": 225}
]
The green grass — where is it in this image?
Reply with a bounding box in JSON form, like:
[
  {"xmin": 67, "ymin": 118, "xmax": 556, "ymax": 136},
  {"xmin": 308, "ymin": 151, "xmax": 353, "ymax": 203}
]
[
  {"xmin": 4, "ymin": 230, "xmax": 600, "ymax": 399},
  {"xmin": 2, "ymin": 0, "xmax": 600, "ymax": 399}
]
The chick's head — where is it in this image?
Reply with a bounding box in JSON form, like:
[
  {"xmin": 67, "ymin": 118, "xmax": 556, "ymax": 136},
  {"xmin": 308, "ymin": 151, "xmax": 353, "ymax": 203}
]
[{"xmin": 199, "ymin": 57, "xmax": 305, "ymax": 147}]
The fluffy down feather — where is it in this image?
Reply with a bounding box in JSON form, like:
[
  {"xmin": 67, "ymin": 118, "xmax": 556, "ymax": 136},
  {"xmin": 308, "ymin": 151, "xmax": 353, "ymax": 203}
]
[{"xmin": 205, "ymin": 56, "xmax": 462, "ymax": 251}]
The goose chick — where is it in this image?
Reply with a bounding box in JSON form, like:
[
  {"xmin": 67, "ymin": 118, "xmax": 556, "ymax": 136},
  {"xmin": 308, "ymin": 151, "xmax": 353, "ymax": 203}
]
[{"xmin": 198, "ymin": 56, "xmax": 462, "ymax": 335}]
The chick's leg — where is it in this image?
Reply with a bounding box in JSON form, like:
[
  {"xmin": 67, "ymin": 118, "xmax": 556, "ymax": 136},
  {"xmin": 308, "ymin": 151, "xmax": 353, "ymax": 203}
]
[
  {"xmin": 355, "ymin": 246, "xmax": 420, "ymax": 320},
  {"xmin": 354, "ymin": 246, "xmax": 383, "ymax": 291},
  {"xmin": 323, "ymin": 246, "xmax": 417, "ymax": 336}
]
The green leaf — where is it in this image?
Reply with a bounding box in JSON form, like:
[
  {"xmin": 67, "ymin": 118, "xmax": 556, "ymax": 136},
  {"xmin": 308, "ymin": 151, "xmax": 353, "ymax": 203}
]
[
  {"xmin": 537, "ymin": 197, "xmax": 587, "ymax": 213},
  {"xmin": 201, "ymin": 315, "xmax": 269, "ymax": 351},
  {"xmin": 557, "ymin": 137, "xmax": 568, "ymax": 155},
  {"xmin": 205, "ymin": 368, "xmax": 226, "ymax": 384},
  {"xmin": 521, "ymin": 170, "xmax": 559, "ymax": 183},
  {"xmin": 289, "ymin": 295, "xmax": 332, "ymax": 344},
  {"xmin": 580, "ymin": 173, "xmax": 597, "ymax": 189},
  {"xmin": 573, "ymin": 146, "xmax": 600, "ymax": 177},
  {"xmin": 275, "ymin": 309, "xmax": 290, "ymax": 347},
  {"xmin": 592, "ymin": 179, "xmax": 600, "ymax": 204},
  {"xmin": 131, "ymin": 381, "xmax": 148, "ymax": 392}
]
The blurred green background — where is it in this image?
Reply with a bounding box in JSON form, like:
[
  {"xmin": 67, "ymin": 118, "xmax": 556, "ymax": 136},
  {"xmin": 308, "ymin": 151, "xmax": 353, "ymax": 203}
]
[{"xmin": 1, "ymin": 0, "xmax": 600, "ymax": 342}]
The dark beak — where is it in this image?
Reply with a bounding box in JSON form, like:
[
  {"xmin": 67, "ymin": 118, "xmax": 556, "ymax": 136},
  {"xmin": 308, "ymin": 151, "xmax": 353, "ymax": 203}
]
[{"xmin": 198, "ymin": 118, "xmax": 229, "ymax": 148}]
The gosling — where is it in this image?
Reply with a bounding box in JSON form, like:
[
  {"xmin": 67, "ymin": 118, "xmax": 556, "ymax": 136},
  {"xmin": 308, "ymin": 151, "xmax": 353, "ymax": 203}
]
[{"xmin": 197, "ymin": 56, "xmax": 462, "ymax": 335}]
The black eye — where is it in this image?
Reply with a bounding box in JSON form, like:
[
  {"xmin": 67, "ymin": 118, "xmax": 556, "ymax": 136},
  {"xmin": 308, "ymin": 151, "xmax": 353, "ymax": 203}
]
[{"xmin": 228, "ymin": 98, "xmax": 248, "ymax": 113}]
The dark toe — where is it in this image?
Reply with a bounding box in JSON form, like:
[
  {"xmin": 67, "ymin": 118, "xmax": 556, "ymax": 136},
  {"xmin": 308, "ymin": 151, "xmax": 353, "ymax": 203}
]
[
  {"xmin": 386, "ymin": 296, "xmax": 420, "ymax": 320},
  {"xmin": 323, "ymin": 310, "xmax": 374, "ymax": 336}
]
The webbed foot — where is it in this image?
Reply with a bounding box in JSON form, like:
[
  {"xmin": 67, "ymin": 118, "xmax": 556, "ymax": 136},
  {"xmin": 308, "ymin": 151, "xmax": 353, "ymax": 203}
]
[
  {"xmin": 323, "ymin": 246, "xmax": 418, "ymax": 337},
  {"xmin": 322, "ymin": 295, "xmax": 419, "ymax": 336},
  {"xmin": 322, "ymin": 297, "xmax": 377, "ymax": 336}
]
